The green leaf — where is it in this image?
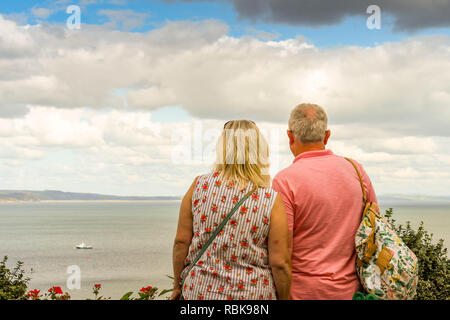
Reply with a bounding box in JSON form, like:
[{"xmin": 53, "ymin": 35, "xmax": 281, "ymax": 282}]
[
  {"xmin": 158, "ymin": 288, "xmax": 173, "ymax": 297},
  {"xmin": 120, "ymin": 291, "xmax": 133, "ymax": 300}
]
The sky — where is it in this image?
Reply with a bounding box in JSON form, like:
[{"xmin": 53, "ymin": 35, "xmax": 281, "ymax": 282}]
[{"xmin": 0, "ymin": 0, "xmax": 449, "ymax": 197}]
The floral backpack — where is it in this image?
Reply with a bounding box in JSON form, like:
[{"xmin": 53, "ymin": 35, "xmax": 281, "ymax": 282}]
[{"xmin": 345, "ymin": 158, "xmax": 419, "ymax": 300}]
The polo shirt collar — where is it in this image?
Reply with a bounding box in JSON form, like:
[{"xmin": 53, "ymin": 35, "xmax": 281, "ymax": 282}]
[{"xmin": 293, "ymin": 149, "xmax": 334, "ymax": 163}]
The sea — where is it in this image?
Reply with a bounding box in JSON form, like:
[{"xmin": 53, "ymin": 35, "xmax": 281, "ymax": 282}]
[{"xmin": 0, "ymin": 200, "xmax": 449, "ymax": 300}]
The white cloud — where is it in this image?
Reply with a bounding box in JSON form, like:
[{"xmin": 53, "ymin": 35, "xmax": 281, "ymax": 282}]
[
  {"xmin": 0, "ymin": 15, "xmax": 448, "ymax": 137},
  {"xmin": 97, "ymin": 9, "xmax": 149, "ymax": 31},
  {"xmin": 0, "ymin": 15, "xmax": 449, "ymax": 196}
]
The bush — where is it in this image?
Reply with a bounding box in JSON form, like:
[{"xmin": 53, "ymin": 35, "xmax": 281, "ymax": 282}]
[
  {"xmin": 384, "ymin": 208, "xmax": 450, "ymax": 300},
  {"xmin": 0, "ymin": 256, "xmax": 30, "ymax": 300}
]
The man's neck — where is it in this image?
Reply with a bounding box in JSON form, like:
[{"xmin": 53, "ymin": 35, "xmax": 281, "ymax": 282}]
[{"xmin": 293, "ymin": 143, "xmax": 325, "ymax": 157}]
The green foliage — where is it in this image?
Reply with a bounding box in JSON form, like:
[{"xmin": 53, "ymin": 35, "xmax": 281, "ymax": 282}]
[
  {"xmin": 120, "ymin": 291, "xmax": 134, "ymax": 300},
  {"xmin": 0, "ymin": 256, "xmax": 30, "ymax": 300},
  {"xmin": 384, "ymin": 208, "xmax": 450, "ymax": 300}
]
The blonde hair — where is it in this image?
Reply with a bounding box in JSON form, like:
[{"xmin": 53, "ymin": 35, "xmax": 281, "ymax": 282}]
[
  {"xmin": 214, "ymin": 120, "xmax": 270, "ymax": 189},
  {"xmin": 289, "ymin": 103, "xmax": 328, "ymax": 143}
]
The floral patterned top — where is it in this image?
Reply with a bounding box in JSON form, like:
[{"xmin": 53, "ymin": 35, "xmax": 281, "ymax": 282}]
[{"xmin": 180, "ymin": 171, "xmax": 278, "ymax": 300}]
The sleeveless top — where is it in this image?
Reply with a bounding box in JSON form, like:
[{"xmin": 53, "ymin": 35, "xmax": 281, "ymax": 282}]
[{"xmin": 180, "ymin": 171, "xmax": 278, "ymax": 300}]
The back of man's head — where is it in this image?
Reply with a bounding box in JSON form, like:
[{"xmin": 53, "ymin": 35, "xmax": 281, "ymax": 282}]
[{"xmin": 288, "ymin": 103, "xmax": 328, "ymax": 144}]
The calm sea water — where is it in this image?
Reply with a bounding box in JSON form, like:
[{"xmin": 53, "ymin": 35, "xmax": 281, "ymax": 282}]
[{"xmin": 0, "ymin": 200, "xmax": 448, "ymax": 300}]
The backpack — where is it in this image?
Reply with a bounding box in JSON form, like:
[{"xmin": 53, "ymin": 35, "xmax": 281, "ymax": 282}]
[{"xmin": 345, "ymin": 158, "xmax": 419, "ymax": 300}]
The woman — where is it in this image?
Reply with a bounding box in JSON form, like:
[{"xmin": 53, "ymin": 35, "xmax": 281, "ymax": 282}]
[{"xmin": 171, "ymin": 120, "xmax": 291, "ymax": 300}]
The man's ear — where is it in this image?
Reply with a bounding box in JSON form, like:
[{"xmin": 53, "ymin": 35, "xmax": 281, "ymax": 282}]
[
  {"xmin": 287, "ymin": 130, "xmax": 295, "ymax": 145},
  {"xmin": 324, "ymin": 130, "xmax": 331, "ymax": 145}
]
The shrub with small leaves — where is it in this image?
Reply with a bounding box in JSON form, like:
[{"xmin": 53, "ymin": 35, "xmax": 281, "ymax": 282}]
[
  {"xmin": 0, "ymin": 256, "xmax": 30, "ymax": 300},
  {"xmin": 384, "ymin": 208, "xmax": 450, "ymax": 300}
]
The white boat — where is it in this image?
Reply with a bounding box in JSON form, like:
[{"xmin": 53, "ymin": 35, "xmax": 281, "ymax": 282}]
[{"xmin": 75, "ymin": 242, "xmax": 93, "ymax": 249}]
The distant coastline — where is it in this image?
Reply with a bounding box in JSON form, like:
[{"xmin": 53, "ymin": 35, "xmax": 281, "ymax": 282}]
[
  {"xmin": 0, "ymin": 189, "xmax": 449, "ymax": 204},
  {"xmin": 0, "ymin": 190, "xmax": 181, "ymax": 202}
]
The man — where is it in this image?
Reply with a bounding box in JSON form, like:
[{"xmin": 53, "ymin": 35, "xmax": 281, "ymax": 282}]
[{"xmin": 272, "ymin": 103, "xmax": 378, "ymax": 300}]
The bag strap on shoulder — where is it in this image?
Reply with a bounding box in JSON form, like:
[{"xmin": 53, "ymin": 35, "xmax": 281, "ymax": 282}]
[
  {"xmin": 345, "ymin": 157, "xmax": 379, "ymax": 264},
  {"xmin": 344, "ymin": 157, "xmax": 367, "ymax": 204}
]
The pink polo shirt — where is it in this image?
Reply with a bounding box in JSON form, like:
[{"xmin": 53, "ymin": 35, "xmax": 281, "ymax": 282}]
[{"xmin": 272, "ymin": 149, "xmax": 377, "ymax": 300}]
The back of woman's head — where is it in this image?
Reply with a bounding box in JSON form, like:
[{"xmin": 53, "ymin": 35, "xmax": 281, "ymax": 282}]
[{"xmin": 215, "ymin": 120, "xmax": 270, "ymax": 188}]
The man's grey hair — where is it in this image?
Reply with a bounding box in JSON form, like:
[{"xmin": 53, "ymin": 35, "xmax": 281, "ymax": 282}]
[{"xmin": 288, "ymin": 103, "xmax": 328, "ymax": 143}]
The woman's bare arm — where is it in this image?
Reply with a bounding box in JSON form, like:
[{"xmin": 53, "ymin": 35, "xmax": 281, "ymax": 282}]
[
  {"xmin": 170, "ymin": 177, "xmax": 197, "ymax": 300},
  {"xmin": 268, "ymin": 194, "xmax": 292, "ymax": 300}
]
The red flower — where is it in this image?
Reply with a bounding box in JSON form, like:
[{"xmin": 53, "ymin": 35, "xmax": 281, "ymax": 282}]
[
  {"xmin": 193, "ymin": 199, "xmax": 199, "ymax": 207},
  {"xmin": 49, "ymin": 286, "xmax": 63, "ymax": 295},
  {"xmin": 224, "ymin": 264, "xmax": 232, "ymax": 272},
  {"xmin": 140, "ymin": 286, "xmax": 153, "ymax": 294},
  {"xmin": 246, "ymin": 267, "xmax": 254, "ymax": 275},
  {"xmin": 229, "ymin": 219, "xmax": 238, "ymax": 228},
  {"xmin": 213, "ymin": 171, "xmax": 220, "ymax": 177},
  {"xmin": 226, "ymin": 181, "xmax": 235, "ymax": 189},
  {"xmin": 264, "ymin": 192, "xmax": 271, "ymax": 199},
  {"xmin": 232, "ymin": 196, "xmax": 239, "ymax": 203},
  {"xmin": 202, "ymin": 182, "xmax": 209, "ymax": 190},
  {"xmin": 237, "ymin": 280, "xmax": 245, "ymax": 291},
  {"xmin": 250, "ymin": 224, "xmax": 259, "ymax": 234},
  {"xmin": 205, "ymin": 227, "xmax": 211, "ymax": 233},
  {"xmin": 215, "ymin": 180, "xmax": 222, "ymax": 187},
  {"xmin": 221, "ymin": 196, "xmax": 226, "ymax": 203},
  {"xmin": 200, "ymin": 214, "xmax": 208, "ymax": 223},
  {"xmin": 231, "ymin": 254, "xmax": 237, "ymax": 262},
  {"xmin": 240, "ymin": 238, "xmax": 249, "ymax": 248},
  {"xmin": 239, "ymin": 205, "xmax": 248, "ymax": 215},
  {"xmin": 218, "ymin": 286, "xmax": 224, "ymax": 293},
  {"xmin": 94, "ymin": 284, "xmax": 101, "ymax": 289},
  {"xmin": 26, "ymin": 289, "xmax": 41, "ymax": 300},
  {"xmin": 252, "ymin": 238, "xmax": 259, "ymax": 244},
  {"xmin": 251, "ymin": 279, "xmax": 258, "ymax": 286},
  {"xmin": 211, "ymin": 204, "xmax": 218, "ymax": 212},
  {"xmin": 263, "ymin": 216, "xmax": 269, "ymax": 225},
  {"xmin": 251, "ymin": 192, "xmax": 259, "ymax": 200},
  {"xmin": 252, "ymin": 206, "xmax": 258, "ymax": 213}
]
